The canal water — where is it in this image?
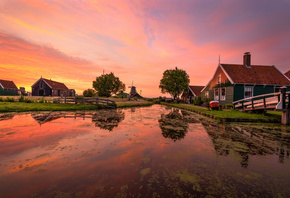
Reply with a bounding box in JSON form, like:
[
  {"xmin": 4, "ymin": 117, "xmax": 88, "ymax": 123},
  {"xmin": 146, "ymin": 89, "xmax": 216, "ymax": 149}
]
[{"xmin": 0, "ymin": 105, "xmax": 289, "ymax": 197}]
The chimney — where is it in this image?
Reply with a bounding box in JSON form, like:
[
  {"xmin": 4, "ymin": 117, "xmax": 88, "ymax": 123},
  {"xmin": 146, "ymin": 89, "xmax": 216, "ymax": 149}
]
[{"xmin": 243, "ymin": 52, "xmax": 251, "ymax": 67}]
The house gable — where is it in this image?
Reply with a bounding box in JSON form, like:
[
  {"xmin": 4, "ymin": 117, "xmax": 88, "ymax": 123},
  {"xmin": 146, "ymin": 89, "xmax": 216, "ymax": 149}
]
[
  {"xmin": 202, "ymin": 64, "xmax": 232, "ymax": 92},
  {"xmin": 189, "ymin": 86, "xmax": 204, "ymax": 97}
]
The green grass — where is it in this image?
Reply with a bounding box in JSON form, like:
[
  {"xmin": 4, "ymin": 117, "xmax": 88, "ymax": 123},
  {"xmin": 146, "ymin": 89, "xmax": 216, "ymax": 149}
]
[
  {"xmin": 0, "ymin": 101, "xmax": 154, "ymax": 112},
  {"xmin": 0, "ymin": 102, "xmax": 104, "ymax": 112},
  {"xmin": 162, "ymin": 103, "xmax": 281, "ymax": 120},
  {"xmin": 116, "ymin": 101, "xmax": 153, "ymax": 108}
]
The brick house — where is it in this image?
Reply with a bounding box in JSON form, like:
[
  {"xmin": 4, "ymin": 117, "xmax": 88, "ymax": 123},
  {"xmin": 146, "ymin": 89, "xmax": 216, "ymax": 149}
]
[
  {"xmin": 201, "ymin": 52, "xmax": 290, "ymax": 105},
  {"xmin": 181, "ymin": 85, "xmax": 204, "ymax": 103},
  {"xmin": 0, "ymin": 79, "xmax": 18, "ymax": 95}
]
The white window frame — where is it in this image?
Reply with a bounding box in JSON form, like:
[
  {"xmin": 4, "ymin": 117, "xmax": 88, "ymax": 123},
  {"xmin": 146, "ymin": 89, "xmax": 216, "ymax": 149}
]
[
  {"xmin": 244, "ymin": 86, "xmax": 253, "ymax": 99},
  {"xmin": 221, "ymin": 88, "xmax": 226, "ymax": 100},
  {"xmin": 214, "ymin": 88, "xmax": 219, "ymax": 100}
]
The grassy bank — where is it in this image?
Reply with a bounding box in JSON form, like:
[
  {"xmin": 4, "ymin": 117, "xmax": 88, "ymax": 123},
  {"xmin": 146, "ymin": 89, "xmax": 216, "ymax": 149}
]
[
  {"xmin": 116, "ymin": 101, "xmax": 153, "ymax": 108},
  {"xmin": 162, "ymin": 102, "xmax": 281, "ymax": 123},
  {"xmin": 0, "ymin": 100, "xmax": 153, "ymax": 112},
  {"xmin": 0, "ymin": 102, "xmax": 104, "ymax": 112}
]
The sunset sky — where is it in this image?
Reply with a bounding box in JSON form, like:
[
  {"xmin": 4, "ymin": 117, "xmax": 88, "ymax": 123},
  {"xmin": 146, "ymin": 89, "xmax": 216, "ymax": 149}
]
[{"xmin": 1, "ymin": 0, "xmax": 290, "ymax": 97}]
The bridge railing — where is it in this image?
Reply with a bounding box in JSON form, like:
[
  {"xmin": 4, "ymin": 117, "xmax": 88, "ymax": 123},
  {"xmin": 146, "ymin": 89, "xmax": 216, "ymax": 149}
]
[
  {"xmin": 53, "ymin": 97, "xmax": 116, "ymax": 108},
  {"xmin": 233, "ymin": 91, "xmax": 290, "ymax": 111}
]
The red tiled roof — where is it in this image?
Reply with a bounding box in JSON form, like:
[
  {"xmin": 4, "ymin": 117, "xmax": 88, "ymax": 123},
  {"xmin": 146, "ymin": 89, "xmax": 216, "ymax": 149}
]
[
  {"xmin": 189, "ymin": 86, "xmax": 204, "ymax": 96},
  {"xmin": 0, "ymin": 79, "xmax": 18, "ymax": 89},
  {"xmin": 285, "ymin": 70, "xmax": 290, "ymax": 79},
  {"xmin": 221, "ymin": 64, "xmax": 290, "ymax": 85},
  {"xmin": 42, "ymin": 78, "xmax": 69, "ymax": 90}
]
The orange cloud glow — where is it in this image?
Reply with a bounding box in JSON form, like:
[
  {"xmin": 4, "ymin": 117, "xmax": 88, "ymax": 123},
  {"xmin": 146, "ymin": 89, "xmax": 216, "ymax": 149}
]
[{"xmin": 0, "ymin": 0, "xmax": 290, "ymax": 97}]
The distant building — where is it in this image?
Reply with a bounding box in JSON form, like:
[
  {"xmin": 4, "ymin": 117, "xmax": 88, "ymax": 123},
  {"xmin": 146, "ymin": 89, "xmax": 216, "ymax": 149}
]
[
  {"xmin": 117, "ymin": 91, "xmax": 129, "ymax": 98},
  {"xmin": 201, "ymin": 52, "xmax": 290, "ymax": 105},
  {"xmin": 69, "ymin": 89, "xmax": 76, "ymax": 97},
  {"xmin": 129, "ymin": 86, "xmax": 142, "ymax": 98},
  {"xmin": 181, "ymin": 85, "xmax": 204, "ymax": 103},
  {"xmin": 31, "ymin": 77, "xmax": 72, "ymax": 97},
  {"xmin": 0, "ymin": 79, "xmax": 18, "ymax": 95}
]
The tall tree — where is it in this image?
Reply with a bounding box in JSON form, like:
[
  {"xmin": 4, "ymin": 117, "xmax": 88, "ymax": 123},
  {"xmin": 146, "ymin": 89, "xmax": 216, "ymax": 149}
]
[
  {"xmin": 159, "ymin": 67, "xmax": 190, "ymax": 100},
  {"xmin": 93, "ymin": 72, "xmax": 125, "ymax": 97}
]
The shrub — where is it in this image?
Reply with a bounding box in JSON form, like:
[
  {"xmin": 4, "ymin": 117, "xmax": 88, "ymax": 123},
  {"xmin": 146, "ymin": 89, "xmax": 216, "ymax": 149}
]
[
  {"xmin": 19, "ymin": 95, "xmax": 25, "ymax": 102},
  {"xmin": 193, "ymin": 96, "xmax": 203, "ymax": 106},
  {"xmin": 0, "ymin": 97, "xmax": 3, "ymax": 102},
  {"xmin": 39, "ymin": 98, "xmax": 45, "ymax": 103},
  {"xmin": 225, "ymin": 104, "xmax": 234, "ymax": 109},
  {"xmin": 5, "ymin": 97, "xmax": 15, "ymax": 102},
  {"xmin": 25, "ymin": 98, "xmax": 33, "ymax": 103}
]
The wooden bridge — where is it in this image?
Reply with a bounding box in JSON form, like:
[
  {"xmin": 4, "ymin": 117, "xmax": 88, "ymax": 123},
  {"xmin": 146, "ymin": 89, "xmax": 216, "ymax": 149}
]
[
  {"xmin": 233, "ymin": 87, "xmax": 290, "ymax": 124},
  {"xmin": 53, "ymin": 97, "xmax": 116, "ymax": 108}
]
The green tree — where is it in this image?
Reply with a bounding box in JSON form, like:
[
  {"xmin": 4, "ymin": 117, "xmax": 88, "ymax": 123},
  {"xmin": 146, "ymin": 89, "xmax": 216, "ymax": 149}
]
[
  {"xmin": 93, "ymin": 72, "xmax": 125, "ymax": 97},
  {"xmin": 83, "ymin": 89, "xmax": 96, "ymax": 97},
  {"xmin": 159, "ymin": 67, "xmax": 190, "ymax": 100}
]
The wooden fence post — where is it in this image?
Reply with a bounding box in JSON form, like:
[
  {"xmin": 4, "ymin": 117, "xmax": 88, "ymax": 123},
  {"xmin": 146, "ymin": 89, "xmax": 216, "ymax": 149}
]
[
  {"xmin": 263, "ymin": 96, "xmax": 266, "ymax": 108},
  {"xmin": 251, "ymin": 98, "xmax": 254, "ymax": 109},
  {"xmin": 65, "ymin": 97, "xmax": 66, "ymax": 104}
]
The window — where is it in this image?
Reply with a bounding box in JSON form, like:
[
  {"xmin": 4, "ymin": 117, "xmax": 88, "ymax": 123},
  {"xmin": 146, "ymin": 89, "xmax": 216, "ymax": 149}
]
[
  {"xmin": 221, "ymin": 88, "xmax": 226, "ymax": 100},
  {"xmin": 217, "ymin": 74, "xmax": 221, "ymax": 84},
  {"xmin": 214, "ymin": 88, "xmax": 219, "ymax": 100},
  {"xmin": 244, "ymin": 86, "xmax": 253, "ymax": 99},
  {"xmin": 205, "ymin": 91, "xmax": 209, "ymax": 98}
]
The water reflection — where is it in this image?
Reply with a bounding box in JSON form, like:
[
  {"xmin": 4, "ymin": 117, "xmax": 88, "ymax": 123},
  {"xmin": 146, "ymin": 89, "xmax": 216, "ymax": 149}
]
[
  {"xmin": 92, "ymin": 109, "xmax": 125, "ymax": 131},
  {"xmin": 1, "ymin": 105, "xmax": 290, "ymax": 197},
  {"xmin": 0, "ymin": 114, "xmax": 14, "ymax": 121},
  {"xmin": 31, "ymin": 113, "xmax": 63, "ymax": 125},
  {"xmin": 158, "ymin": 109, "xmax": 188, "ymax": 141},
  {"xmin": 29, "ymin": 110, "xmax": 125, "ymax": 131},
  {"xmin": 200, "ymin": 117, "xmax": 290, "ymax": 168}
]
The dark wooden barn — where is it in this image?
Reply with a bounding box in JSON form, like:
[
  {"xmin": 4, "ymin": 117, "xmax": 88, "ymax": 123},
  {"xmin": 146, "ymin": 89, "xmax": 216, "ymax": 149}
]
[{"xmin": 31, "ymin": 78, "xmax": 74, "ymax": 97}]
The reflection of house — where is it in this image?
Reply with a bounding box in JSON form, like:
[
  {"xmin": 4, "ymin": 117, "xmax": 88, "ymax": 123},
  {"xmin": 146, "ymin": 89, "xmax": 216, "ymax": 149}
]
[
  {"xmin": 32, "ymin": 77, "xmax": 74, "ymax": 97},
  {"xmin": 0, "ymin": 79, "xmax": 18, "ymax": 95},
  {"xmin": 31, "ymin": 113, "xmax": 62, "ymax": 125},
  {"xmin": 181, "ymin": 86, "xmax": 204, "ymax": 103},
  {"xmin": 201, "ymin": 52, "xmax": 290, "ymax": 105}
]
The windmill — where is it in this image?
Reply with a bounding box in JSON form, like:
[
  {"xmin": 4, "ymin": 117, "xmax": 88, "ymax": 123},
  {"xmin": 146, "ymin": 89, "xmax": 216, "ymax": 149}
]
[{"xmin": 128, "ymin": 81, "xmax": 141, "ymax": 98}]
